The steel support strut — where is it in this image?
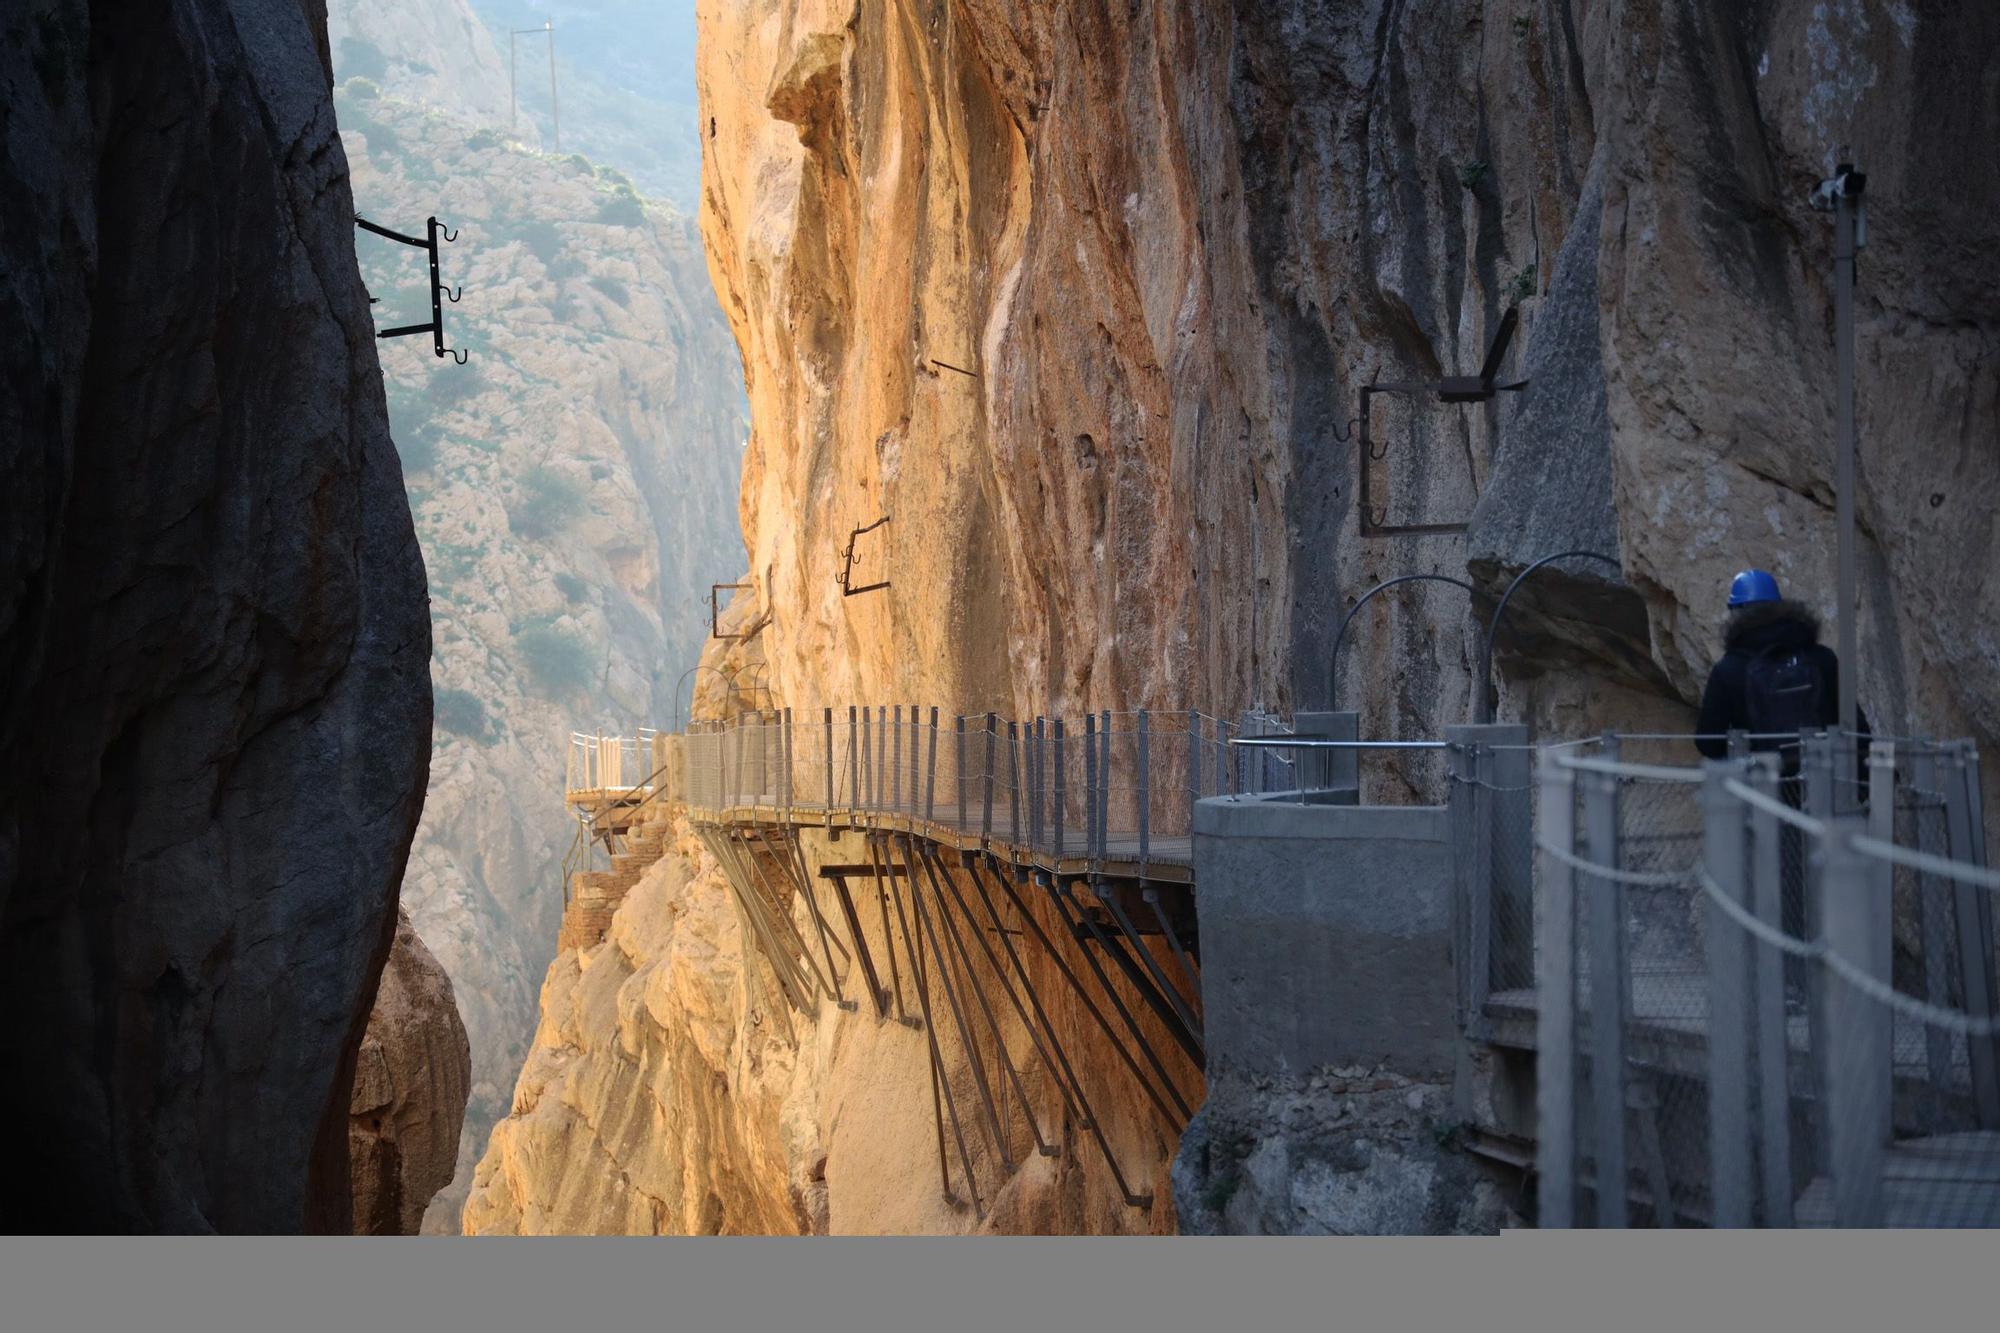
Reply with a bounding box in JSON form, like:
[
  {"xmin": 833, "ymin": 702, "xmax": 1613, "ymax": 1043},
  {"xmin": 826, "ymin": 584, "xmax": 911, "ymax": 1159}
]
[
  {"xmin": 910, "ymin": 840, "xmax": 1055, "ymax": 1159},
  {"xmin": 960, "ymin": 852, "xmax": 1154, "ymax": 1207},
  {"xmin": 993, "ymin": 861, "xmax": 1186, "ymax": 1135}
]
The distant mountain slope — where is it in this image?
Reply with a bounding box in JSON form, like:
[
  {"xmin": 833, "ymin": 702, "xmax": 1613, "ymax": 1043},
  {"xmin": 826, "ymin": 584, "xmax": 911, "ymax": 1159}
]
[{"xmin": 337, "ymin": 72, "xmax": 745, "ymax": 1229}]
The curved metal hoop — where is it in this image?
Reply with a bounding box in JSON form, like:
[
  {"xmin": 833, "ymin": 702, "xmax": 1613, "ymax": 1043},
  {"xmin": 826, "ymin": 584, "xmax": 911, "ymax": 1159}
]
[
  {"xmin": 672, "ymin": 663, "xmax": 737, "ymax": 732},
  {"xmin": 1475, "ymin": 549, "xmax": 1622, "ymax": 723},
  {"xmin": 1327, "ymin": 574, "xmax": 1477, "ymax": 710}
]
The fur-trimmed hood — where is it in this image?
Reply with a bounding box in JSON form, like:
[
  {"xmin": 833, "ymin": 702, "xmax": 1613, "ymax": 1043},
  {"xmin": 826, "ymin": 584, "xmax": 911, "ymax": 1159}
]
[{"xmin": 1724, "ymin": 598, "xmax": 1821, "ymax": 654}]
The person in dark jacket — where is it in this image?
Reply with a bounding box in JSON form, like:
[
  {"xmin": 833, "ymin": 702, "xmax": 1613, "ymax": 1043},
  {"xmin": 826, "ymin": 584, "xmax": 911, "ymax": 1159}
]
[
  {"xmin": 1695, "ymin": 569, "xmax": 1868, "ymax": 1010},
  {"xmin": 1693, "ymin": 568, "xmax": 1868, "ymax": 765}
]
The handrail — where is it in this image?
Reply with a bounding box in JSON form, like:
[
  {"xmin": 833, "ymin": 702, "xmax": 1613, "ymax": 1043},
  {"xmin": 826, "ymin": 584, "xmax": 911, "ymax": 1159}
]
[{"xmin": 1228, "ymin": 737, "xmax": 1450, "ymax": 751}]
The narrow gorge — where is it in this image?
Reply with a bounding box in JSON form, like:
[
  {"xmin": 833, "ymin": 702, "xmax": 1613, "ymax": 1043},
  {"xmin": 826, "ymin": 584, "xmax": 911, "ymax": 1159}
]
[
  {"xmin": 4, "ymin": 0, "xmax": 1994, "ymax": 1240},
  {"xmin": 328, "ymin": 0, "xmax": 749, "ymax": 1229},
  {"xmin": 464, "ymin": 0, "xmax": 2000, "ymax": 1234}
]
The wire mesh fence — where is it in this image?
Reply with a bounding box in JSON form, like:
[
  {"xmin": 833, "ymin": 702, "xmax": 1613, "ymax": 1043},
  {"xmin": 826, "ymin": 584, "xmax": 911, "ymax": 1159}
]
[
  {"xmin": 1536, "ymin": 735, "xmax": 2000, "ymax": 1228},
  {"xmin": 590, "ymin": 709, "xmax": 2000, "ymax": 1228},
  {"xmin": 609, "ymin": 706, "xmax": 1304, "ymax": 875}
]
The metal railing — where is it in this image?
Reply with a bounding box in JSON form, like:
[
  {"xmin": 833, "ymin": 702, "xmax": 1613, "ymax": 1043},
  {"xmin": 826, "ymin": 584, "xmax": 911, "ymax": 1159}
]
[
  {"xmin": 1532, "ymin": 732, "xmax": 1999, "ymax": 1227},
  {"xmin": 566, "ymin": 729, "xmax": 659, "ymax": 794},
  {"xmin": 600, "ymin": 706, "xmax": 1312, "ymax": 876}
]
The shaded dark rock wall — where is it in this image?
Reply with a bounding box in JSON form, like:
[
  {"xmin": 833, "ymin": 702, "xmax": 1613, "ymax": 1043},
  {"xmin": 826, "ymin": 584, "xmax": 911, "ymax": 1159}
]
[
  {"xmin": 350, "ymin": 910, "xmax": 471, "ymax": 1235},
  {"xmin": 0, "ymin": 0, "xmax": 430, "ymax": 1232}
]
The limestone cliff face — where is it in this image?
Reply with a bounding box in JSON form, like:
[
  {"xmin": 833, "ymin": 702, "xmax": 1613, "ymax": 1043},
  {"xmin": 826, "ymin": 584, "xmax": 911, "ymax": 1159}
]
[
  {"xmin": 335, "ymin": 76, "xmax": 747, "ymax": 1230},
  {"xmin": 698, "ymin": 0, "xmax": 2000, "ymax": 770},
  {"xmin": 464, "ymin": 817, "xmax": 810, "ymax": 1235},
  {"xmin": 465, "ymin": 795, "xmax": 1180, "ymax": 1235},
  {"xmin": 0, "ymin": 1, "xmax": 431, "ymax": 1230},
  {"xmin": 472, "ymin": 0, "xmax": 1999, "ymax": 1235},
  {"xmin": 351, "ymin": 910, "xmax": 473, "ymax": 1235},
  {"xmin": 329, "ymin": 0, "xmax": 509, "ymax": 129}
]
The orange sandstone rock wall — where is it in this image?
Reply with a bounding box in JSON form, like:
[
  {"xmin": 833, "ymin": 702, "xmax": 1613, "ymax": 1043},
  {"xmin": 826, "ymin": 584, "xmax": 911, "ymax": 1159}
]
[{"xmin": 469, "ymin": 0, "xmax": 2000, "ymax": 1235}]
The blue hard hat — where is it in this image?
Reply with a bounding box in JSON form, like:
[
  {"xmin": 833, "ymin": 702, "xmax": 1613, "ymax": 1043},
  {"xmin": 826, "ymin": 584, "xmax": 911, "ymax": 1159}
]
[{"xmin": 1727, "ymin": 569, "xmax": 1782, "ymax": 607}]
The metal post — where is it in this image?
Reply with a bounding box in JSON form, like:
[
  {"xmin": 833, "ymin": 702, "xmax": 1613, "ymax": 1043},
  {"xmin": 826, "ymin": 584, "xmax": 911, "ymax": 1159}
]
[
  {"xmin": 1747, "ymin": 758, "xmax": 1793, "ymax": 1225},
  {"xmin": 1030, "ymin": 718, "xmax": 1045, "ymax": 854},
  {"xmin": 954, "ymin": 715, "xmax": 967, "ymax": 831},
  {"xmin": 1489, "ymin": 730, "xmax": 1534, "ymax": 992},
  {"xmin": 925, "ymin": 707, "xmax": 939, "ymax": 824},
  {"xmin": 1100, "ymin": 710, "xmax": 1112, "ymax": 849},
  {"xmin": 730, "ymin": 716, "xmax": 745, "ymax": 810},
  {"xmin": 1084, "ymin": 713, "xmax": 1100, "ymax": 866},
  {"xmin": 1823, "ymin": 817, "xmax": 1885, "ymax": 1226},
  {"xmin": 1053, "ymin": 721, "xmax": 1067, "ymax": 860},
  {"xmin": 1866, "ymin": 742, "xmax": 1896, "ymax": 1135},
  {"xmin": 1137, "ymin": 710, "xmax": 1151, "ymax": 872},
  {"xmin": 1702, "ymin": 760, "xmax": 1753, "ymax": 1228},
  {"xmin": 1006, "ymin": 721, "xmax": 1022, "ymax": 846},
  {"xmin": 848, "ymin": 706, "xmax": 860, "ymax": 812},
  {"xmin": 981, "ymin": 713, "xmax": 996, "ymax": 841},
  {"xmin": 876, "ymin": 706, "xmax": 888, "ymax": 815},
  {"xmin": 1910, "ymin": 746, "xmax": 1955, "ymax": 1121},
  {"xmin": 824, "ymin": 707, "xmax": 835, "ymax": 816},
  {"xmin": 1446, "ymin": 737, "xmax": 1480, "ymax": 1031},
  {"xmin": 1535, "ymin": 753, "xmax": 1579, "ymax": 1228},
  {"xmin": 1186, "ymin": 710, "xmax": 1201, "ymax": 831},
  {"xmin": 782, "ymin": 707, "xmax": 794, "ymax": 818},
  {"xmin": 1469, "ymin": 743, "xmax": 1494, "ymax": 1027},
  {"xmin": 1942, "ymin": 743, "xmax": 2000, "ymax": 1126},
  {"xmin": 892, "ymin": 706, "xmax": 904, "ymax": 814},
  {"xmin": 545, "ymin": 20, "xmax": 560, "ymax": 153},
  {"xmin": 1801, "ymin": 729, "xmax": 1836, "ymax": 1173},
  {"xmin": 1833, "ymin": 170, "xmax": 1860, "ymax": 741},
  {"xmin": 1584, "ymin": 763, "xmax": 1626, "ymax": 1227}
]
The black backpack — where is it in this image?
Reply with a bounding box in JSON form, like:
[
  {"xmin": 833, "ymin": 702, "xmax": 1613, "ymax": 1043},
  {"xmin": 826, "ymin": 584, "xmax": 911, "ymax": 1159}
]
[{"xmin": 1744, "ymin": 645, "xmax": 1825, "ymax": 742}]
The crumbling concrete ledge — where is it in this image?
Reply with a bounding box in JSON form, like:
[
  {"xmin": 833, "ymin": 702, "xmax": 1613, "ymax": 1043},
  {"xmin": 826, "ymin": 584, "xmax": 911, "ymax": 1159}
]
[{"xmin": 1174, "ymin": 796, "xmax": 1515, "ymax": 1234}]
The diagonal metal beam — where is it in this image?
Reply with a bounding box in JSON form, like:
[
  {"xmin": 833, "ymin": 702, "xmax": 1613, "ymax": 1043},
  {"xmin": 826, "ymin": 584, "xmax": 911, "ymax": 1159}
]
[
  {"xmin": 988, "ymin": 856, "xmax": 1184, "ymax": 1136},
  {"xmin": 902, "ymin": 840, "xmax": 1014, "ymax": 1171},
  {"xmin": 1052, "ymin": 880, "xmax": 1194, "ymax": 1119},
  {"xmin": 910, "ymin": 839, "xmax": 1054, "ymax": 1159}
]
